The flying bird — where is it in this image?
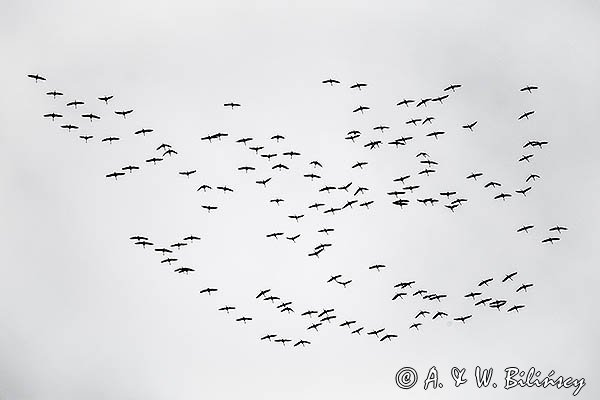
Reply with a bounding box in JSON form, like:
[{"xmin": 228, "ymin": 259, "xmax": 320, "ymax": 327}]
[
  {"xmin": 43, "ymin": 112, "xmax": 63, "ymax": 121},
  {"xmin": 115, "ymin": 109, "xmax": 134, "ymax": 118},
  {"xmin": 350, "ymin": 82, "xmax": 367, "ymax": 90},
  {"xmin": 462, "ymin": 121, "xmax": 477, "ymax": 131},
  {"xmin": 46, "ymin": 90, "xmax": 63, "ymax": 98},
  {"xmin": 322, "ymin": 78, "xmax": 340, "ymax": 86},
  {"xmin": 518, "ymin": 110, "xmax": 535, "ymax": 120},
  {"xmin": 353, "ymin": 105, "xmax": 370, "ymax": 114},
  {"xmin": 520, "ymin": 85, "xmax": 539, "ymax": 93},
  {"xmin": 27, "ymin": 74, "xmax": 46, "ymax": 82},
  {"xmin": 98, "ymin": 95, "xmax": 113, "ymax": 104},
  {"xmin": 444, "ymin": 84, "xmax": 462, "ymax": 92}
]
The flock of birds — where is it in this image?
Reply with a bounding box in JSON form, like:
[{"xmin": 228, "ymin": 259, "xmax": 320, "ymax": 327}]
[{"xmin": 28, "ymin": 72, "xmax": 567, "ymax": 347}]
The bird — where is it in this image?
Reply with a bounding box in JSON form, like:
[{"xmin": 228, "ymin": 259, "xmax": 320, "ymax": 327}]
[
  {"xmin": 101, "ymin": 136, "xmax": 119, "ymax": 144},
  {"xmin": 61, "ymin": 124, "xmax": 79, "ymax": 132},
  {"xmin": 519, "ymin": 154, "xmax": 534, "ymax": 163},
  {"xmin": 517, "ymin": 225, "xmax": 535, "ymax": 235},
  {"xmin": 98, "ymin": 95, "xmax": 113, "ymax": 104},
  {"xmin": 81, "ymin": 113, "xmax": 100, "ymax": 122},
  {"xmin": 454, "ymin": 315, "xmax": 472, "ymax": 324},
  {"xmin": 146, "ymin": 157, "xmax": 163, "ymax": 164},
  {"xmin": 373, "ymin": 125, "xmax": 390, "ymax": 133},
  {"xmin": 282, "ymin": 150, "xmax": 300, "ymax": 158},
  {"xmin": 350, "ymin": 82, "xmax": 367, "ymax": 90},
  {"xmin": 380, "ymin": 334, "xmax": 398, "ymax": 342},
  {"xmin": 27, "ymin": 74, "xmax": 46, "ymax": 82},
  {"xmin": 526, "ymin": 174, "xmax": 540, "ymax": 182},
  {"xmin": 549, "ymin": 226, "xmax": 568, "ymax": 234},
  {"xmin": 353, "ymin": 105, "xmax": 370, "ymax": 114},
  {"xmin": 478, "ymin": 278, "xmax": 493, "ymax": 286},
  {"xmin": 516, "ymin": 283, "xmax": 534, "ymax": 293},
  {"xmin": 79, "ymin": 135, "xmax": 93, "ymax": 143},
  {"xmin": 218, "ymin": 306, "xmax": 236, "ymax": 314},
  {"xmin": 307, "ymin": 323, "xmax": 322, "ymax": 332},
  {"xmin": 174, "ymin": 267, "xmax": 194, "ymax": 274},
  {"xmin": 432, "ymin": 94, "xmax": 449, "ymax": 103},
  {"xmin": 66, "ymin": 100, "xmax": 84, "ymax": 108},
  {"xmin": 322, "ymin": 78, "xmax": 340, "ymax": 86},
  {"xmin": 256, "ymin": 178, "xmax": 272, "ymax": 187},
  {"xmin": 432, "ymin": 311, "xmax": 448, "ymax": 320},
  {"xmin": 115, "ymin": 109, "xmax": 134, "ymax": 118},
  {"xmin": 340, "ymin": 320, "xmax": 356, "ymax": 328},
  {"xmin": 217, "ymin": 186, "xmax": 233, "ymax": 193},
  {"xmin": 409, "ymin": 323, "xmax": 422, "ymax": 331},
  {"xmin": 396, "ymin": 99, "xmax": 415, "ymax": 107},
  {"xmin": 416, "ymin": 98, "xmax": 432, "ymax": 107},
  {"xmin": 256, "ymin": 289, "xmax": 271, "ymax": 299},
  {"xmin": 183, "ymin": 235, "xmax": 201, "ymax": 242},
  {"xmin": 122, "ymin": 165, "xmax": 139, "ymax": 173},
  {"xmin": 520, "ymin": 85, "xmax": 539, "ymax": 93},
  {"xmin": 494, "ymin": 193, "xmax": 512, "ymax": 201},
  {"xmin": 367, "ymin": 328, "xmax": 385, "ymax": 337},
  {"xmin": 467, "ymin": 172, "xmax": 483, "ymax": 181},
  {"xmin": 199, "ymin": 288, "xmax": 218, "ymax": 295},
  {"xmin": 301, "ymin": 310, "xmax": 318, "ymax": 318},
  {"xmin": 43, "ymin": 112, "xmax": 63, "ymax": 121},
  {"xmin": 392, "ymin": 292, "xmax": 407, "ymax": 300},
  {"xmin": 444, "ymin": 84, "xmax": 462, "ymax": 92},
  {"xmin": 518, "ymin": 110, "xmax": 535, "ymax": 120},
  {"xmin": 462, "ymin": 121, "xmax": 477, "ymax": 131},
  {"xmin": 351, "ymin": 327, "xmax": 364, "ymax": 335},
  {"xmin": 440, "ymin": 191, "xmax": 456, "ymax": 198},
  {"xmin": 154, "ymin": 248, "xmax": 172, "ymax": 255},
  {"xmin": 516, "ymin": 187, "xmax": 532, "ymax": 197},
  {"xmin": 106, "ymin": 172, "xmax": 125, "ymax": 180},
  {"xmin": 46, "ymin": 90, "xmax": 63, "ymax": 98},
  {"xmin": 542, "ymin": 237, "xmax": 560, "ymax": 244},
  {"xmin": 224, "ymin": 102, "xmax": 241, "ymax": 109},
  {"xmin": 475, "ymin": 298, "xmax": 492, "ymax": 306},
  {"xmin": 134, "ymin": 128, "xmax": 153, "ymax": 136},
  {"xmin": 502, "ymin": 272, "xmax": 518, "ymax": 282}
]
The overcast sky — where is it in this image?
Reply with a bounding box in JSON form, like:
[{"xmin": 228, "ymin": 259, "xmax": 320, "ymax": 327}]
[{"xmin": 1, "ymin": 1, "xmax": 599, "ymax": 399}]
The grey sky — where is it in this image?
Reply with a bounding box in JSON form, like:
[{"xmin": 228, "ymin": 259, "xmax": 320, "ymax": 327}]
[{"xmin": 1, "ymin": 1, "xmax": 599, "ymax": 399}]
